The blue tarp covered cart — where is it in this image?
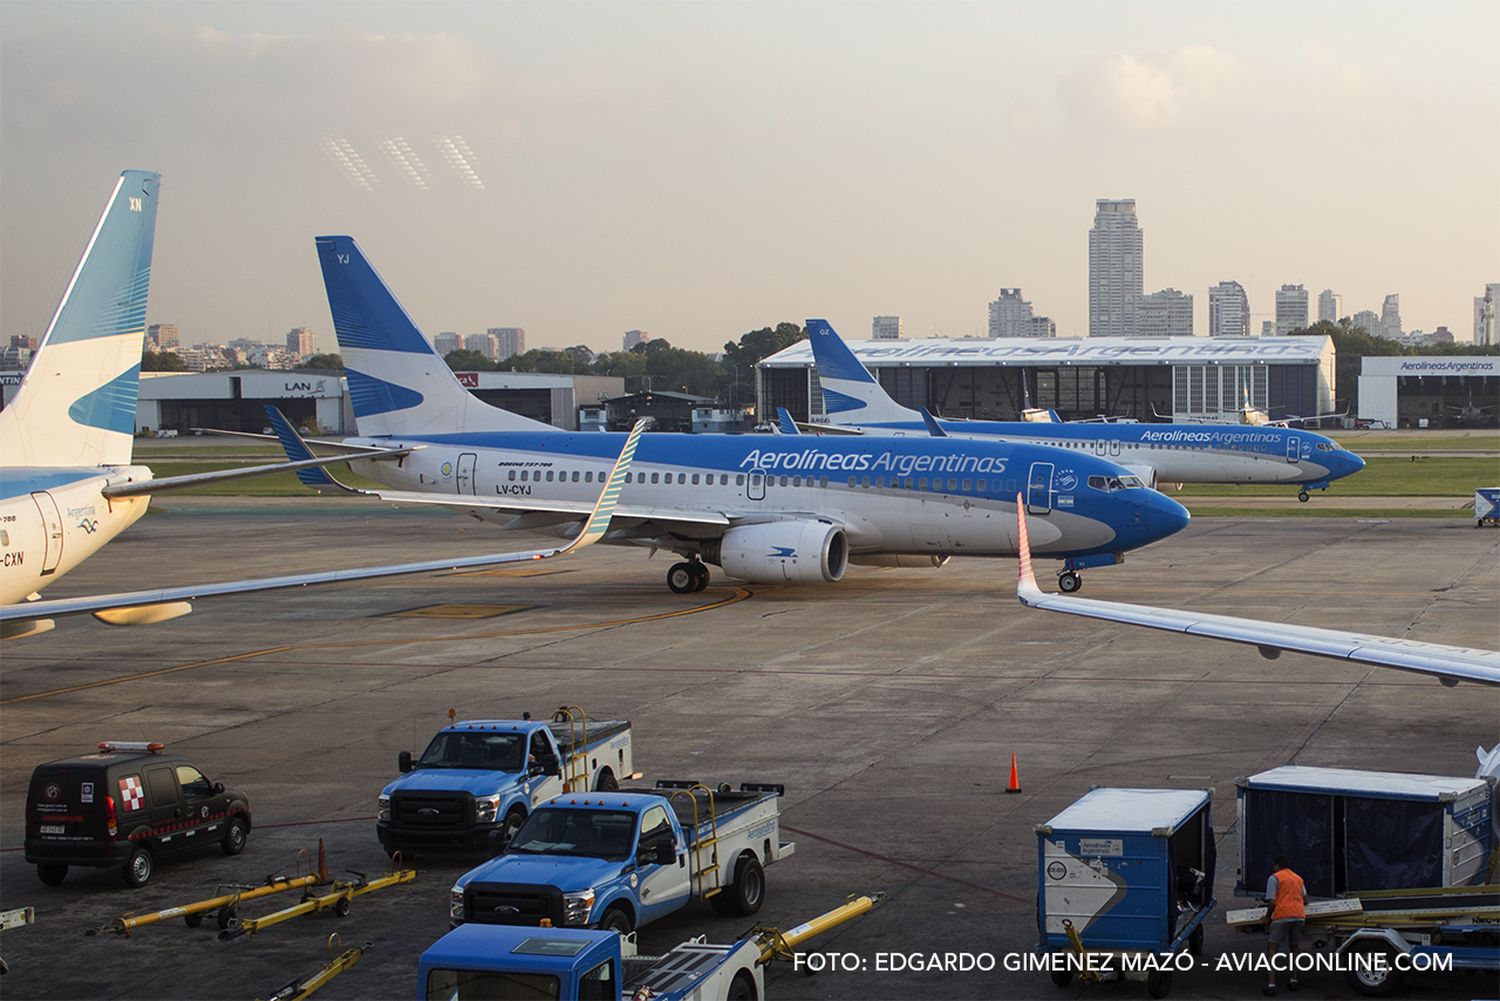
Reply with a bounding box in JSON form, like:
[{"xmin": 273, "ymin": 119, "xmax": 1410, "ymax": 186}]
[
  {"xmin": 1036, "ymin": 788, "xmax": 1216, "ymax": 998},
  {"xmin": 1235, "ymin": 765, "xmax": 1492, "ymax": 898}
]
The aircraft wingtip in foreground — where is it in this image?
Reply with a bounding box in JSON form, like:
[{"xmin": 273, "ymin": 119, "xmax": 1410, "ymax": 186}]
[{"xmin": 1015, "ymin": 500, "xmax": 1500, "ymax": 687}]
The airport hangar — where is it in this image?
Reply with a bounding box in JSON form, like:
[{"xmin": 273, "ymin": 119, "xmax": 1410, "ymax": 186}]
[
  {"xmin": 0, "ymin": 369, "xmax": 625, "ymax": 434},
  {"xmin": 1357, "ymin": 355, "xmax": 1500, "ymax": 428},
  {"xmin": 757, "ymin": 334, "xmax": 1337, "ymax": 424}
]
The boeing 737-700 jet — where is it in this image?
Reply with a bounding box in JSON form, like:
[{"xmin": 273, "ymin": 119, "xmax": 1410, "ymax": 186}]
[
  {"xmin": 281, "ymin": 236, "xmax": 1192, "ymax": 594},
  {"xmin": 802, "ymin": 320, "xmax": 1365, "ymax": 504}
]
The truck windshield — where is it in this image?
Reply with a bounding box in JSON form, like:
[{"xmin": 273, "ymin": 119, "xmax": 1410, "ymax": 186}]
[
  {"xmin": 426, "ymin": 968, "xmax": 559, "ymax": 1000},
  {"xmin": 420, "ymin": 732, "xmax": 524, "ymax": 771},
  {"xmin": 508, "ymin": 808, "xmax": 635, "ymax": 862}
]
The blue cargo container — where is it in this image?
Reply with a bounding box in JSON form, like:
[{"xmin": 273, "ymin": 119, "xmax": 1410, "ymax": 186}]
[
  {"xmin": 1235, "ymin": 765, "xmax": 1492, "ymax": 897},
  {"xmin": 1036, "ymin": 788, "xmax": 1216, "ymax": 998}
]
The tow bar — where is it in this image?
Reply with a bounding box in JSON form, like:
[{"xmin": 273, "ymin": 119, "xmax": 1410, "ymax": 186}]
[
  {"xmin": 754, "ymin": 892, "xmax": 887, "ymax": 964},
  {"xmin": 220, "ymin": 863, "xmax": 416, "ymax": 941},
  {"xmin": 258, "ymin": 933, "xmax": 370, "ymax": 1000}
]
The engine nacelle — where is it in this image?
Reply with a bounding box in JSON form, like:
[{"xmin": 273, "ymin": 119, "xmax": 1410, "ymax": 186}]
[
  {"xmin": 848, "ymin": 554, "xmax": 951, "ymax": 569},
  {"xmin": 709, "ymin": 521, "xmax": 848, "ymax": 584}
]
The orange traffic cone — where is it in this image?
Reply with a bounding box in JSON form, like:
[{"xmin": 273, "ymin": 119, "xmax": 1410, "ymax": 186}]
[{"xmin": 1005, "ymin": 752, "xmax": 1022, "ymax": 794}]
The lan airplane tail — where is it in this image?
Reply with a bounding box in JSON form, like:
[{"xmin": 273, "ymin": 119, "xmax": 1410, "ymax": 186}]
[
  {"xmin": 0, "ymin": 170, "xmax": 159, "ymax": 467},
  {"xmin": 805, "ymin": 318, "xmax": 920, "ymax": 425},
  {"xmin": 316, "ymin": 235, "xmax": 551, "ymax": 437}
]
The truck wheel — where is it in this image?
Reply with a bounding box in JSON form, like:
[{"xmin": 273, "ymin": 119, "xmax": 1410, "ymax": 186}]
[
  {"xmin": 1145, "ymin": 969, "xmax": 1172, "ymax": 998},
  {"xmin": 1049, "ymin": 969, "xmax": 1073, "ymax": 988},
  {"xmin": 221, "ymin": 817, "xmax": 249, "ymax": 856},
  {"xmin": 184, "ymin": 911, "xmax": 204, "ymax": 928},
  {"xmin": 594, "ymin": 769, "xmax": 619, "ymax": 792},
  {"xmin": 600, "ymin": 906, "xmax": 633, "ymax": 935},
  {"xmin": 727, "ymin": 971, "xmax": 758, "ymax": 1000},
  {"xmin": 721, "ymin": 853, "xmax": 765, "ymax": 917},
  {"xmin": 1345, "ymin": 943, "xmax": 1402, "ymax": 997},
  {"xmin": 123, "ymin": 846, "xmax": 154, "ymax": 888},
  {"xmin": 36, "ymin": 863, "xmax": 67, "ymax": 886},
  {"xmin": 499, "ymin": 808, "xmax": 527, "ymax": 851}
]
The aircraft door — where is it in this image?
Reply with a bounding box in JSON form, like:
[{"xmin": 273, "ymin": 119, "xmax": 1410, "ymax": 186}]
[
  {"xmin": 1110, "ymin": 439, "xmax": 1121, "ymax": 458},
  {"xmin": 1285, "ymin": 435, "xmax": 1300, "ymax": 464},
  {"xmin": 30, "ymin": 492, "xmax": 63, "ymax": 575},
  {"xmin": 1093, "ymin": 439, "xmax": 1106, "ymax": 457},
  {"xmin": 746, "ymin": 471, "xmax": 766, "ymax": 501},
  {"xmin": 456, "ymin": 452, "xmax": 477, "ymax": 494},
  {"xmin": 1026, "ymin": 462, "xmax": 1054, "ymax": 515}
]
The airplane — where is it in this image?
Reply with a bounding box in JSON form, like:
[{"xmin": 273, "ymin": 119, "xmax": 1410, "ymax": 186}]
[
  {"xmin": 1013, "ymin": 501, "xmax": 1500, "ymax": 687},
  {"xmin": 1445, "ymin": 384, "xmax": 1498, "ymax": 425},
  {"xmin": 803, "ymin": 320, "xmax": 1366, "ymax": 503},
  {"xmin": 277, "ymin": 235, "xmax": 1193, "ymax": 595},
  {"xmin": 0, "ymin": 170, "xmax": 617, "ymax": 639},
  {"xmin": 0, "ymin": 419, "xmax": 647, "ymax": 637}
]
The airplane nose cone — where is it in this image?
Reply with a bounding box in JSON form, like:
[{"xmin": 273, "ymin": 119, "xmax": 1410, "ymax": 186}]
[
  {"xmin": 1140, "ymin": 490, "xmax": 1191, "ymax": 544},
  {"xmin": 1346, "ymin": 452, "xmax": 1367, "ymax": 477}
]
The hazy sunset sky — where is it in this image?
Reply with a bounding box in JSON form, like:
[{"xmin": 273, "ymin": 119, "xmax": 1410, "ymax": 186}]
[{"xmin": 3, "ymin": 1, "xmax": 1496, "ymax": 352}]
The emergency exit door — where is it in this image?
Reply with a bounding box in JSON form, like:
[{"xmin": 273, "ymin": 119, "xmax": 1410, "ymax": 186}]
[
  {"xmin": 456, "ymin": 452, "xmax": 477, "ymax": 494},
  {"xmin": 30, "ymin": 491, "xmax": 64, "ymax": 575},
  {"xmin": 1026, "ymin": 462, "xmax": 1054, "ymax": 515}
]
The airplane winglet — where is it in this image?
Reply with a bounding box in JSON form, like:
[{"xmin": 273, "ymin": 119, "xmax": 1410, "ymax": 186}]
[
  {"xmin": 265, "ymin": 406, "xmax": 359, "ymax": 493},
  {"xmin": 920, "ymin": 407, "xmax": 949, "ymax": 438},
  {"xmin": 776, "ymin": 408, "xmax": 801, "ymax": 436},
  {"xmin": 1016, "ymin": 495, "xmax": 1045, "ymax": 606},
  {"xmin": 563, "ymin": 418, "xmax": 649, "ymax": 554}
]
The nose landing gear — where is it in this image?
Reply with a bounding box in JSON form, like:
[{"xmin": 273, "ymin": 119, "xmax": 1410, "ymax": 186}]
[{"xmin": 666, "ymin": 559, "xmax": 711, "ymax": 594}]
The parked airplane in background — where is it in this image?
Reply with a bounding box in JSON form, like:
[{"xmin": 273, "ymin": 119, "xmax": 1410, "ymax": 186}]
[
  {"xmin": 1014, "ymin": 505, "xmax": 1500, "ymax": 687},
  {"xmin": 804, "ymin": 320, "xmax": 1366, "ymax": 503},
  {"xmin": 290, "ymin": 236, "xmax": 1191, "ymax": 594}
]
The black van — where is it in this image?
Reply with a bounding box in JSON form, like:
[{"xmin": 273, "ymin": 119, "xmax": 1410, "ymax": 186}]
[{"xmin": 24, "ymin": 742, "xmax": 252, "ymax": 887}]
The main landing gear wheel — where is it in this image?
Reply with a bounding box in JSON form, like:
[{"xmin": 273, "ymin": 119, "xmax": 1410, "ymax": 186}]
[
  {"xmin": 1058, "ymin": 571, "xmax": 1082, "ymax": 594},
  {"xmin": 690, "ymin": 561, "xmax": 710, "ymax": 592},
  {"xmin": 667, "ymin": 562, "xmax": 697, "ymax": 594},
  {"xmin": 1298, "ymin": 489, "xmax": 1310, "ymax": 503}
]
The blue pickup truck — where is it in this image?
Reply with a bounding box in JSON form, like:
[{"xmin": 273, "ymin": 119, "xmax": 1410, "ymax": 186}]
[
  {"xmin": 449, "ymin": 781, "xmax": 795, "ymax": 934},
  {"xmin": 378, "ymin": 712, "xmax": 634, "ymax": 856}
]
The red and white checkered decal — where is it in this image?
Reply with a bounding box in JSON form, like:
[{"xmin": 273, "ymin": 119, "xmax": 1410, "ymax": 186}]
[{"xmin": 118, "ymin": 775, "xmax": 145, "ymax": 812}]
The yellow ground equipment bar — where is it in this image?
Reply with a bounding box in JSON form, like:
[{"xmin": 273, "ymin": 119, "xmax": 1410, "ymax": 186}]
[
  {"xmin": 754, "ymin": 892, "xmax": 887, "ymax": 964},
  {"xmin": 220, "ymin": 865, "xmax": 416, "ymax": 941},
  {"xmin": 90, "ymin": 842, "xmax": 328, "ymax": 936},
  {"xmin": 259, "ymin": 934, "xmax": 370, "ymax": 1001},
  {"xmin": 1, "ymin": 905, "xmax": 36, "ymax": 975}
]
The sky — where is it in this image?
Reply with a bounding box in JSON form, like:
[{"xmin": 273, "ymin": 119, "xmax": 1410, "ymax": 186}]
[{"xmin": 2, "ymin": 1, "xmax": 1497, "ymax": 353}]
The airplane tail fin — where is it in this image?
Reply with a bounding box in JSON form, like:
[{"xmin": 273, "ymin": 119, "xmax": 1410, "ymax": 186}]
[
  {"xmin": 0, "ymin": 170, "xmax": 159, "ymax": 467},
  {"xmin": 314, "ymin": 235, "xmax": 552, "ymax": 437},
  {"xmin": 805, "ymin": 318, "xmax": 920, "ymax": 425}
]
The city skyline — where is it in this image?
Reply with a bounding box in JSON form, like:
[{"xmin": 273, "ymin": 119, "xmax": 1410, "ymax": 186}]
[{"xmin": 2, "ymin": 2, "xmax": 1496, "ymax": 349}]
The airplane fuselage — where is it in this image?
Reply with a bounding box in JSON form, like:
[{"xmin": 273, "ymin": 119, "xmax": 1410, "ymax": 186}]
[
  {"xmin": 0, "ymin": 467, "xmax": 153, "ymax": 605},
  {"xmin": 339, "ymin": 431, "xmax": 1188, "ymax": 561}
]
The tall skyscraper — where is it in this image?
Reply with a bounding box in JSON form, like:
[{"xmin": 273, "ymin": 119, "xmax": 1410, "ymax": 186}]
[
  {"xmin": 148, "ymin": 323, "xmax": 180, "ymax": 351},
  {"xmin": 1208, "ymin": 281, "xmax": 1250, "ymax": 337},
  {"xmin": 1261, "ymin": 320, "xmax": 1275, "ymax": 337},
  {"xmin": 1474, "ymin": 284, "xmax": 1499, "ymax": 346},
  {"xmin": 285, "ymin": 327, "xmax": 316, "ymax": 358},
  {"xmin": 1274, "ymin": 284, "xmax": 1309, "ymax": 335},
  {"xmin": 465, "ymin": 332, "xmax": 499, "ymax": 360},
  {"xmin": 1088, "ymin": 199, "xmax": 1143, "ymax": 337},
  {"xmin": 1380, "ymin": 294, "xmax": 1403, "ymax": 339},
  {"xmin": 488, "ymin": 327, "xmax": 526, "ymax": 360},
  {"xmin": 987, "ymin": 289, "xmax": 1055, "ymax": 338},
  {"xmin": 434, "ymin": 332, "xmax": 462, "ymax": 356},
  {"xmin": 1351, "ymin": 309, "xmax": 1380, "ymax": 336},
  {"xmin": 1317, "ymin": 289, "xmax": 1342, "ymax": 324},
  {"xmin": 871, "ymin": 315, "xmax": 902, "ymax": 340},
  {"xmin": 623, "ymin": 329, "xmax": 650, "ymax": 351},
  {"xmin": 1136, "ymin": 289, "xmax": 1193, "ymax": 337}
]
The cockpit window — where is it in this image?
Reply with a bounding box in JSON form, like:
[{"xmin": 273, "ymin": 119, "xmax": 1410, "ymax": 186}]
[
  {"xmin": 1088, "ymin": 474, "xmax": 1144, "ymax": 492},
  {"xmin": 1314, "ymin": 441, "xmax": 1342, "ymax": 451}
]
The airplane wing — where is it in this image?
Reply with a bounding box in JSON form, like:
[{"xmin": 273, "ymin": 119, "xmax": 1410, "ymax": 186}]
[
  {"xmin": 0, "ymin": 420, "xmax": 648, "ymax": 631},
  {"xmin": 1013, "ymin": 499, "xmax": 1500, "ymax": 687},
  {"xmin": 919, "ymin": 408, "xmax": 949, "ymax": 438},
  {"xmin": 100, "ymin": 448, "xmax": 414, "ymax": 498}
]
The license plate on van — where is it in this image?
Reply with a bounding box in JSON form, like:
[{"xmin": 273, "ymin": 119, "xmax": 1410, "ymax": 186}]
[{"xmin": 40, "ymin": 824, "xmax": 65, "ymax": 835}]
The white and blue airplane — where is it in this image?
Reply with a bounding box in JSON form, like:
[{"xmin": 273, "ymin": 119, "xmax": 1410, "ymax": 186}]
[
  {"xmin": 802, "ymin": 320, "xmax": 1367, "ymax": 504},
  {"xmin": 280, "ymin": 235, "xmax": 1191, "ymax": 594},
  {"xmin": 0, "ymin": 172, "xmax": 643, "ymax": 639}
]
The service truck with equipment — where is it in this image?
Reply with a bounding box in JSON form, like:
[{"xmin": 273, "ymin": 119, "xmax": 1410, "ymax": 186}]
[
  {"xmin": 379, "ymin": 707, "xmax": 635, "ymax": 855},
  {"xmin": 451, "ymin": 780, "xmax": 795, "ymax": 934}
]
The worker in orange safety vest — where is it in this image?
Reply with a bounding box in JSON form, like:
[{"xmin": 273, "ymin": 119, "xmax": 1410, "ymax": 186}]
[{"xmin": 1262, "ymin": 854, "xmax": 1307, "ymax": 996}]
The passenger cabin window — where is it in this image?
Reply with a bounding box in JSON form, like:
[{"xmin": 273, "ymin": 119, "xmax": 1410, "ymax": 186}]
[
  {"xmin": 691, "ymin": 474, "xmax": 700, "ymax": 485},
  {"xmin": 572, "ymin": 471, "xmax": 581, "ymax": 483},
  {"xmin": 736, "ymin": 474, "xmax": 745, "ymax": 486},
  {"xmin": 508, "ymin": 470, "xmax": 517, "ymax": 481},
  {"xmin": 650, "ymin": 472, "xmax": 660, "ymax": 484}
]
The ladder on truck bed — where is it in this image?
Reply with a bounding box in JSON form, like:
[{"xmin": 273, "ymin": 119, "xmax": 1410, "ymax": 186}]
[
  {"xmin": 667, "ymin": 784, "xmax": 723, "ymax": 900},
  {"xmin": 551, "ymin": 705, "xmax": 592, "ymax": 793}
]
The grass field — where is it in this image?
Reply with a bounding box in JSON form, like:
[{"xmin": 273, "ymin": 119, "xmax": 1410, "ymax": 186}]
[
  {"xmin": 1178, "ymin": 457, "xmax": 1497, "ymax": 497},
  {"xmin": 1329, "ymin": 429, "xmax": 1499, "ymax": 452}
]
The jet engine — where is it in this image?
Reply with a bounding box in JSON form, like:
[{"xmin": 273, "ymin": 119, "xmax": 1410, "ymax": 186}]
[
  {"xmin": 707, "ymin": 521, "xmax": 848, "ymax": 584},
  {"xmin": 848, "ymin": 554, "xmax": 951, "ymax": 569}
]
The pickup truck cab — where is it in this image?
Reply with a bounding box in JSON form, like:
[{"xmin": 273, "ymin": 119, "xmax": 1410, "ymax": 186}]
[
  {"xmin": 24, "ymin": 741, "xmax": 251, "ymax": 888},
  {"xmin": 450, "ymin": 781, "xmax": 795, "ymax": 934},
  {"xmin": 418, "ymin": 924, "xmax": 763, "ymax": 1001},
  {"xmin": 379, "ymin": 713, "xmax": 633, "ymax": 855}
]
